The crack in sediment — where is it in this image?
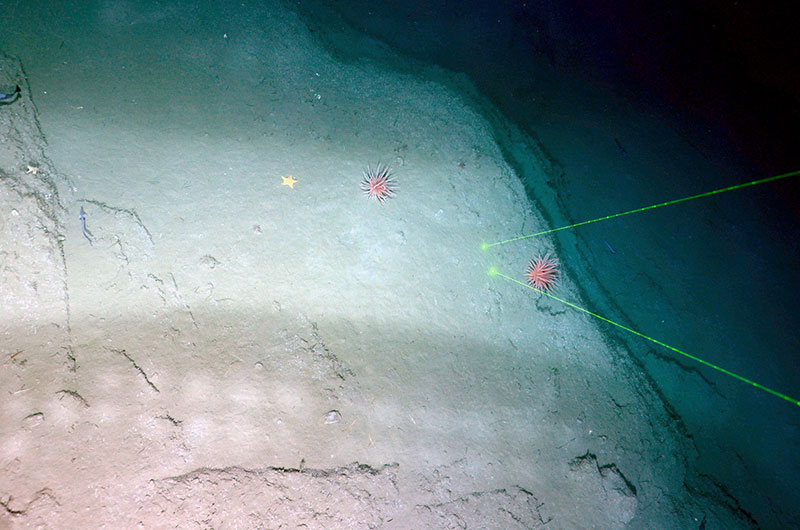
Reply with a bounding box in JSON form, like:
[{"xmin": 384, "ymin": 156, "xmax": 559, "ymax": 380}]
[
  {"xmin": 78, "ymin": 198, "xmax": 155, "ymax": 246},
  {"xmin": 55, "ymin": 389, "xmax": 90, "ymax": 407},
  {"xmin": 114, "ymin": 348, "xmax": 160, "ymax": 393},
  {"xmin": 168, "ymin": 273, "xmax": 198, "ymax": 328}
]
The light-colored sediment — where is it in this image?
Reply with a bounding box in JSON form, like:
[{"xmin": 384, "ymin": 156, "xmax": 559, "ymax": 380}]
[{"xmin": 0, "ymin": 3, "xmax": 750, "ymax": 527}]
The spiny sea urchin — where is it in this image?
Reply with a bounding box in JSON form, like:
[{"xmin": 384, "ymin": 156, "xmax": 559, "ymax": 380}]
[
  {"xmin": 526, "ymin": 252, "xmax": 560, "ymax": 292},
  {"xmin": 361, "ymin": 163, "xmax": 396, "ymax": 203}
]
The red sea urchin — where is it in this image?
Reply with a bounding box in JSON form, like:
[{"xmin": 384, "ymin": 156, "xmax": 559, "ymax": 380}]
[
  {"xmin": 361, "ymin": 163, "xmax": 396, "ymax": 203},
  {"xmin": 526, "ymin": 252, "xmax": 560, "ymax": 292}
]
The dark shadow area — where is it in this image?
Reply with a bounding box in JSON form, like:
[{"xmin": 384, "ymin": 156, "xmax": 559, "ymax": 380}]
[{"xmin": 300, "ymin": 0, "xmax": 800, "ymax": 177}]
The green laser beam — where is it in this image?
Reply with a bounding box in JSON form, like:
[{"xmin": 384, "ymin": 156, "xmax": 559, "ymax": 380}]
[
  {"xmin": 482, "ymin": 169, "xmax": 800, "ymax": 249},
  {"xmin": 489, "ymin": 267, "xmax": 800, "ymax": 407}
]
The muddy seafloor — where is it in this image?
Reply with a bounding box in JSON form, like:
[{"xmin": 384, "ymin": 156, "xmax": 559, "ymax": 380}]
[{"xmin": 0, "ymin": 2, "xmax": 766, "ymax": 528}]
